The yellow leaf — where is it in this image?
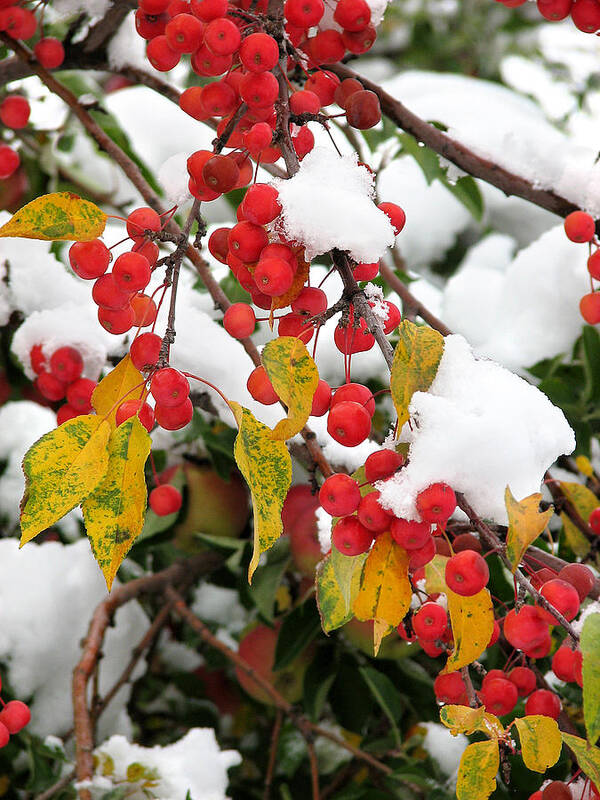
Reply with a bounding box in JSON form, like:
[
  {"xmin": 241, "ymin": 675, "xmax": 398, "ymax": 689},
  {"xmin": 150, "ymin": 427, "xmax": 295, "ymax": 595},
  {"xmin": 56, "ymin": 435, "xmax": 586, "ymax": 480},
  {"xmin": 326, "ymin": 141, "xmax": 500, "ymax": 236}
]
[
  {"xmin": 352, "ymin": 532, "xmax": 411, "ymax": 655},
  {"xmin": 440, "ymin": 705, "xmax": 504, "ymax": 739},
  {"xmin": 456, "ymin": 740, "xmax": 499, "ymax": 800},
  {"xmin": 425, "ymin": 553, "xmax": 449, "ymax": 595},
  {"xmin": 576, "ymin": 455, "xmax": 595, "ymax": 478},
  {"xmin": 92, "ymin": 356, "xmax": 145, "ymax": 431},
  {"xmin": 514, "ymin": 716, "xmax": 561, "ymax": 773},
  {"xmin": 229, "ymin": 402, "xmax": 292, "ymax": 582},
  {"xmin": 331, "ymin": 547, "xmax": 368, "ymax": 614},
  {"xmin": 443, "ymin": 587, "xmax": 494, "ymax": 674},
  {"xmin": 560, "ymin": 481, "xmax": 595, "ymax": 558},
  {"xmin": 390, "ymin": 320, "xmax": 444, "ymax": 429},
  {"xmin": 561, "ymin": 733, "xmax": 600, "ymax": 788},
  {"xmin": 505, "ymin": 487, "xmax": 553, "ymax": 572},
  {"xmin": 316, "ymin": 554, "xmax": 361, "ymax": 632},
  {"xmin": 261, "ymin": 336, "xmax": 319, "ymax": 441},
  {"xmin": 82, "ymin": 418, "xmax": 151, "ymax": 591},
  {"xmin": 20, "ymin": 415, "xmax": 111, "ymax": 545},
  {"xmin": 581, "ymin": 613, "xmax": 600, "ymax": 746},
  {"xmin": 0, "ymin": 191, "xmax": 106, "ymax": 241}
]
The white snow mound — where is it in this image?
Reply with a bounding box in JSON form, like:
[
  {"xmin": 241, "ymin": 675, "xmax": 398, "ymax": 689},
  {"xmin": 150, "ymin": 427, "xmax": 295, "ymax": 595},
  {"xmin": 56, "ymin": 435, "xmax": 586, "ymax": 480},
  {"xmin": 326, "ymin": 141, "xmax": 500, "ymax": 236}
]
[{"xmin": 378, "ymin": 335, "xmax": 575, "ymax": 524}]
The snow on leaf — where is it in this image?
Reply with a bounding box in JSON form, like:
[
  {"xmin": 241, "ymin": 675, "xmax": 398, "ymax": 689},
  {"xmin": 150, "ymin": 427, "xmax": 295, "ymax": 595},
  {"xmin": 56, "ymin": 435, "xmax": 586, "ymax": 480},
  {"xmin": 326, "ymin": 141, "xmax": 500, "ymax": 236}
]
[
  {"xmin": 559, "ymin": 481, "xmax": 595, "ymax": 558},
  {"xmin": 229, "ymin": 402, "xmax": 291, "ymax": 582},
  {"xmin": 316, "ymin": 554, "xmax": 360, "ymax": 633},
  {"xmin": 352, "ymin": 532, "xmax": 411, "ymax": 655},
  {"xmin": 390, "ymin": 320, "xmax": 444, "ymax": 429},
  {"xmin": 82, "ymin": 417, "xmax": 151, "ymax": 591},
  {"xmin": 561, "ymin": 733, "xmax": 600, "ymax": 789},
  {"xmin": 443, "ymin": 587, "xmax": 494, "ymax": 674},
  {"xmin": 581, "ymin": 613, "xmax": 600, "ymax": 747},
  {"xmin": 20, "ymin": 415, "xmax": 111, "ymax": 545},
  {"xmin": 0, "ymin": 192, "xmax": 107, "ymax": 241},
  {"xmin": 456, "ymin": 740, "xmax": 499, "ymax": 800},
  {"xmin": 514, "ymin": 716, "xmax": 561, "ymax": 773},
  {"xmin": 505, "ymin": 487, "xmax": 552, "ymax": 572},
  {"xmin": 92, "ymin": 355, "xmax": 146, "ymax": 431},
  {"xmin": 261, "ymin": 336, "xmax": 319, "ymax": 441}
]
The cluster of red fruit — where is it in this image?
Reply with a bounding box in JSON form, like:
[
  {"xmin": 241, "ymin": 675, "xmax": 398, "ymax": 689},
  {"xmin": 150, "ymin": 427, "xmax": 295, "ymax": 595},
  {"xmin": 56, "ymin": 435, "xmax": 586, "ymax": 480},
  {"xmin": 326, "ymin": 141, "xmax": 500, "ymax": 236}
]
[
  {"xmin": 530, "ymin": 780, "xmax": 599, "ymax": 800},
  {"xmin": 562, "ymin": 210, "xmax": 600, "ymax": 325},
  {"xmin": 495, "ymin": 0, "xmax": 600, "ymax": 33},
  {"xmin": 0, "ymin": 1, "xmax": 66, "ymax": 181},
  {"xmin": 69, "ymin": 207, "xmax": 162, "ymax": 336},
  {"xmin": 30, "ymin": 344, "xmax": 97, "ymax": 425},
  {"xmin": 0, "ymin": 674, "xmax": 31, "ymax": 748}
]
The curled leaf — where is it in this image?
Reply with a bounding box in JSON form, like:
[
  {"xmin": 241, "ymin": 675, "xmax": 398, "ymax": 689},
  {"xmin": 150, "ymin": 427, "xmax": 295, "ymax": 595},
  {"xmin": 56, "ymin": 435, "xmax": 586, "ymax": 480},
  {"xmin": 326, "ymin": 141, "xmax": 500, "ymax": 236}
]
[
  {"xmin": 505, "ymin": 487, "xmax": 552, "ymax": 572},
  {"xmin": 0, "ymin": 191, "xmax": 107, "ymax": 241},
  {"xmin": 229, "ymin": 402, "xmax": 292, "ymax": 582},
  {"xmin": 20, "ymin": 415, "xmax": 111, "ymax": 545},
  {"xmin": 92, "ymin": 355, "xmax": 145, "ymax": 431},
  {"xmin": 440, "ymin": 705, "xmax": 503, "ymax": 739}
]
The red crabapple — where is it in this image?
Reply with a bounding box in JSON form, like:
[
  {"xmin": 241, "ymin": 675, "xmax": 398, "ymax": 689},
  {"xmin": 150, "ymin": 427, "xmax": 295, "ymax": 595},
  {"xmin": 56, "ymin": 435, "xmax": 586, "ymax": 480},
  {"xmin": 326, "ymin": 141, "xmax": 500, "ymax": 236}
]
[
  {"xmin": 525, "ymin": 689, "xmax": 561, "ymax": 719},
  {"xmin": 327, "ymin": 400, "xmax": 371, "ymax": 447},
  {"xmin": 332, "ymin": 516, "xmax": 373, "ymax": 556},
  {"xmin": 149, "ymin": 484, "xmax": 183, "ymax": 515},
  {"xmin": 150, "ymin": 367, "xmax": 190, "ymax": 407},
  {"xmin": 416, "ymin": 483, "xmax": 456, "ymax": 524},
  {"xmin": 564, "ymin": 210, "xmax": 595, "ymax": 242},
  {"xmin": 319, "ymin": 473, "xmax": 361, "ymax": 516},
  {"xmin": 445, "ymin": 550, "xmax": 489, "ymax": 595}
]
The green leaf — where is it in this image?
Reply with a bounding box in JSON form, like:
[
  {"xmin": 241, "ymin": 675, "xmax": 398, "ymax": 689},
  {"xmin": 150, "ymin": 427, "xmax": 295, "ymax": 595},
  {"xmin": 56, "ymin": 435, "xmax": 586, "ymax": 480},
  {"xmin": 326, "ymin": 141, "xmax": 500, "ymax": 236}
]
[
  {"xmin": 331, "ymin": 547, "xmax": 368, "ymax": 614},
  {"xmin": 582, "ymin": 613, "xmax": 600, "ymax": 745},
  {"xmin": 456, "ymin": 740, "xmax": 499, "ymax": 800},
  {"xmin": 514, "ymin": 716, "xmax": 562, "ymax": 773},
  {"xmin": 229, "ymin": 402, "xmax": 292, "ymax": 582},
  {"xmin": 359, "ymin": 665, "xmax": 404, "ymax": 746},
  {"xmin": 561, "ymin": 733, "xmax": 600, "ymax": 788},
  {"xmin": 443, "ymin": 175, "xmax": 484, "ymax": 221},
  {"xmin": 274, "ymin": 599, "xmax": 322, "ymax": 670},
  {"xmin": 303, "ymin": 647, "xmax": 337, "ymax": 721},
  {"xmin": 390, "ymin": 320, "xmax": 444, "ymax": 429},
  {"xmin": 20, "ymin": 415, "xmax": 111, "ymax": 545},
  {"xmin": 559, "ymin": 481, "xmax": 595, "ymax": 558},
  {"xmin": 0, "ymin": 191, "xmax": 106, "ymax": 240},
  {"xmin": 316, "ymin": 554, "xmax": 357, "ymax": 632},
  {"xmin": 582, "ymin": 325, "xmax": 600, "ymax": 404},
  {"xmin": 247, "ymin": 537, "xmax": 290, "ymax": 622},
  {"xmin": 261, "ymin": 336, "xmax": 319, "ymax": 441}
]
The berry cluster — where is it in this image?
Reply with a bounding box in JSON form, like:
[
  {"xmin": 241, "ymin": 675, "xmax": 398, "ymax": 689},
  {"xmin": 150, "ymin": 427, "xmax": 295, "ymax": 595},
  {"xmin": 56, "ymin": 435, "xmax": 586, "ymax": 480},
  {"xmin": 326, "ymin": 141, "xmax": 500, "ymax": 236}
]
[
  {"xmin": 30, "ymin": 344, "xmax": 97, "ymax": 424},
  {"xmin": 0, "ymin": 674, "xmax": 31, "ymax": 748},
  {"xmin": 562, "ymin": 210, "xmax": 600, "ymax": 324},
  {"xmin": 495, "ymin": 0, "xmax": 600, "ymax": 34}
]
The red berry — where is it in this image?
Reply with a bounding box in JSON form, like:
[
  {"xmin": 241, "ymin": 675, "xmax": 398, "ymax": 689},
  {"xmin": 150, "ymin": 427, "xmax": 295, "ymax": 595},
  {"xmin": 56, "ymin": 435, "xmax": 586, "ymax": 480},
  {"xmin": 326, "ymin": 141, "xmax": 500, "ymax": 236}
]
[
  {"xmin": 140, "ymin": 0, "xmax": 171, "ymax": 12},
  {"xmin": 590, "ymin": 506, "xmax": 600, "ymax": 533},
  {"xmin": 390, "ymin": 517, "xmax": 431, "ymax": 550},
  {"xmin": 131, "ymin": 293, "xmax": 158, "ymax": 327},
  {"xmin": 433, "ymin": 671, "xmax": 468, "ymax": 704},
  {"xmin": 0, "ymin": 700, "xmax": 30, "ymax": 733},
  {"xmin": 580, "ymin": 293, "xmax": 600, "ymax": 324},
  {"xmin": 416, "ymin": 482, "xmax": 456, "ymax": 525},
  {"xmin": 284, "ymin": 0, "xmax": 324, "ymax": 27},
  {"xmin": 571, "ymin": 0, "xmax": 600, "ymax": 31},
  {"xmin": 305, "ymin": 29, "xmax": 345, "ymax": 65},
  {"xmin": 228, "ymin": 222, "xmax": 269, "ymax": 263},
  {"xmin": 558, "ymin": 563, "xmax": 595, "ymax": 601},
  {"xmin": 332, "ymin": 516, "xmax": 373, "ymax": 556},
  {"xmin": 2, "ymin": 7, "xmax": 37, "ymax": 40},
  {"xmin": 69, "ymin": 240, "xmax": 111, "ymax": 280},
  {"xmin": 202, "ymin": 154, "xmax": 240, "ymax": 193},
  {"xmin": 50, "ymin": 346, "xmax": 83, "ymax": 383},
  {"xmin": 113, "ymin": 251, "xmax": 151, "ymax": 292},
  {"xmin": 357, "ymin": 490, "xmax": 392, "ymax": 532},
  {"xmin": 56, "ymin": 404, "xmax": 80, "ymax": 425},
  {"xmin": 242, "ymin": 184, "xmax": 281, "ymax": 225},
  {"xmin": 0, "ymin": 722, "xmax": 8, "ymax": 749},
  {"xmin": 564, "ymin": 210, "xmax": 596, "ymax": 242},
  {"xmin": 150, "ymin": 367, "xmax": 189, "ymax": 407},
  {"xmin": 146, "ymin": 35, "xmax": 181, "ymax": 71},
  {"xmin": 208, "ymin": 227, "xmax": 231, "ymax": 264},
  {"xmin": 292, "ymin": 287, "xmax": 327, "ymax": 316},
  {"xmin": 130, "ymin": 332, "xmax": 162, "ymax": 371},
  {"xmin": 480, "ymin": 677, "xmax": 518, "ymax": 716},
  {"xmin": 413, "ymin": 602, "xmax": 447, "ymax": 641},
  {"xmin": 327, "ymin": 400, "xmax": 371, "ymax": 447},
  {"xmin": 345, "ymin": 90, "xmax": 381, "ymax": 129},
  {"xmin": 93, "ymin": 274, "xmax": 132, "ymax": 310},
  {"xmin": 149, "ymin": 484, "xmax": 183, "ymax": 515},
  {"xmin": 204, "ymin": 17, "xmax": 241, "ymax": 55},
  {"xmin": 277, "ymin": 313, "xmax": 314, "ymax": 343},
  {"xmin": 445, "ymin": 550, "xmax": 489, "ymax": 596},
  {"xmin": 552, "ymin": 645, "xmax": 581, "ymax": 683},
  {"xmin": 243, "ymin": 122, "xmax": 273, "ymax": 157},
  {"xmin": 364, "ymin": 449, "xmax": 404, "ymax": 483},
  {"xmin": 539, "ymin": 578, "xmax": 580, "ymax": 623},
  {"xmin": 0, "ymin": 95, "xmax": 30, "ymax": 129},
  {"xmin": 408, "ymin": 534, "xmax": 435, "ymax": 568},
  {"xmin": 537, "ymin": 0, "xmax": 573, "ymax": 18},
  {"xmin": 0, "ymin": 145, "xmax": 19, "ymax": 179},
  {"xmin": 508, "ymin": 666, "xmax": 536, "ymax": 697},
  {"xmin": 116, "ymin": 399, "xmax": 155, "ymax": 432},
  {"xmin": 191, "ymin": 44, "xmax": 232, "ymax": 76},
  {"xmin": 132, "ymin": 239, "xmax": 159, "ymax": 266},
  {"xmin": 311, "ymin": 379, "xmax": 332, "ymax": 416},
  {"xmin": 542, "ymin": 783, "xmax": 572, "ymax": 800},
  {"xmin": 34, "ymin": 37, "xmax": 65, "ymax": 69},
  {"xmin": 503, "ymin": 606, "xmax": 549, "ymax": 651},
  {"xmin": 525, "ymin": 689, "xmax": 561, "ymax": 719},
  {"xmin": 342, "ymin": 24, "xmax": 376, "ymax": 54},
  {"xmin": 247, "ymin": 365, "xmax": 278, "ymax": 405},
  {"xmin": 36, "ymin": 371, "xmax": 66, "ymax": 402},
  {"xmin": 334, "ymin": 307, "xmax": 374, "ymax": 354},
  {"xmin": 201, "ymin": 81, "xmax": 238, "ymax": 116},
  {"xmin": 452, "ymin": 533, "xmax": 482, "ymax": 553},
  {"xmin": 30, "ymin": 344, "xmax": 46, "ymax": 375},
  {"xmin": 331, "ymin": 382, "xmax": 375, "ymax": 417},
  {"xmin": 135, "ymin": 9, "xmax": 168, "ymax": 39},
  {"xmin": 155, "ymin": 397, "xmax": 193, "ymax": 430},
  {"xmin": 66, "ymin": 378, "xmax": 96, "ymax": 413},
  {"xmin": 98, "ymin": 305, "xmax": 135, "ymax": 335},
  {"xmin": 381, "ymin": 301, "xmax": 401, "ymax": 334},
  {"xmin": 254, "ymin": 257, "xmax": 294, "ymax": 296},
  {"xmin": 165, "ymin": 13, "xmax": 204, "ymax": 52},
  {"xmin": 240, "ymin": 33, "xmax": 279, "ymax": 73},
  {"xmin": 240, "ymin": 71, "xmax": 279, "ymax": 109},
  {"xmin": 191, "ymin": 0, "xmax": 229, "ymax": 20},
  {"xmin": 290, "ymin": 89, "xmax": 321, "ymax": 115},
  {"xmin": 305, "ymin": 70, "xmax": 340, "ymax": 106},
  {"xmin": 126, "ymin": 206, "xmax": 161, "ymax": 241},
  {"xmin": 319, "ymin": 473, "xmax": 361, "ymax": 516},
  {"xmin": 333, "ymin": 0, "xmax": 371, "ymax": 30},
  {"xmin": 378, "ymin": 201, "xmax": 406, "ymax": 235},
  {"xmin": 224, "ymin": 303, "xmax": 256, "ymax": 338},
  {"xmin": 353, "ymin": 261, "xmax": 379, "ymax": 281}
]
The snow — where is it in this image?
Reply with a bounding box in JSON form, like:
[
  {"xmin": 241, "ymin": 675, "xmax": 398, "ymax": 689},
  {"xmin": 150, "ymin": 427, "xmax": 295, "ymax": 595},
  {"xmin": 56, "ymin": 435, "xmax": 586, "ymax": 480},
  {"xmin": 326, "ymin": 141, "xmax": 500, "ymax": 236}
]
[
  {"xmin": 366, "ymin": 0, "xmax": 393, "ymax": 25},
  {"xmin": 441, "ymin": 225, "xmax": 589, "ymax": 371},
  {"xmin": 500, "ymin": 55, "xmax": 575, "ymax": 121},
  {"xmin": 0, "ymin": 539, "xmax": 148, "ymax": 739},
  {"xmin": 93, "ymin": 729, "xmax": 240, "ymax": 800},
  {"xmin": 274, "ymin": 147, "xmax": 396, "ymax": 263},
  {"xmin": 421, "ymin": 721, "xmax": 467, "ymax": 776},
  {"xmin": 107, "ymin": 11, "xmax": 148, "ymax": 72},
  {"xmin": 158, "ymin": 152, "xmax": 193, "ymax": 208},
  {"xmin": 571, "ymin": 604, "xmax": 600, "ymax": 635},
  {"xmin": 377, "ymin": 335, "xmax": 575, "ymax": 524},
  {"xmin": 316, "ymin": 505, "xmax": 334, "ymax": 554},
  {"xmin": 49, "ymin": 0, "xmax": 111, "ymax": 20},
  {"xmin": 192, "ymin": 584, "xmax": 248, "ymax": 633}
]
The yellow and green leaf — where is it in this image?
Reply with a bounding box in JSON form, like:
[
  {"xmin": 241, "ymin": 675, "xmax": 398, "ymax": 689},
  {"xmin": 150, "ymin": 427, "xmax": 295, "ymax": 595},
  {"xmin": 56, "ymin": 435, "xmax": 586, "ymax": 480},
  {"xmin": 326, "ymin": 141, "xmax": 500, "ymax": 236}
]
[
  {"xmin": 20, "ymin": 415, "xmax": 111, "ymax": 545},
  {"xmin": 440, "ymin": 705, "xmax": 503, "ymax": 739},
  {"xmin": 229, "ymin": 402, "xmax": 292, "ymax": 582},
  {"xmin": 0, "ymin": 191, "xmax": 107, "ymax": 241},
  {"xmin": 82, "ymin": 417, "xmax": 151, "ymax": 591},
  {"xmin": 581, "ymin": 612, "xmax": 600, "ymax": 746},
  {"xmin": 352, "ymin": 532, "xmax": 411, "ymax": 655},
  {"xmin": 456, "ymin": 740, "xmax": 499, "ymax": 800},
  {"xmin": 561, "ymin": 733, "xmax": 600, "ymax": 788},
  {"xmin": 390, "ymin": 320, "xmax": 444, "ymax": 429},
  {"xmin": 261, "ymin": 336, "xmax": 319, "ymax": 441},
  {"xmin": 92, "ymin": 355, "xmax": 145, "ymax": 431},
  {"xmin": 559, "ymin": 481, "xmax": 596, "ymax": 558},
  {"xmin": 331, "ymin": 547, "xmax": 368, "ymax": 614},
  {"xmin": 424, "ymin": 553, "xmax": 449, "ymax": 595},
  {"xmin": 514, "ymin": 716, "xmax": 561, "ymax": 773},
  {"xmin": 443, "ymin": 587, "xmax": 494, "ymax": 674},
  {"xmin": 316, "ymin": 554, "xmax": 360, "ymax": 632},
  {"xmin": 505, "ymin": 487, "xmax": 553, "ymax": 572}
]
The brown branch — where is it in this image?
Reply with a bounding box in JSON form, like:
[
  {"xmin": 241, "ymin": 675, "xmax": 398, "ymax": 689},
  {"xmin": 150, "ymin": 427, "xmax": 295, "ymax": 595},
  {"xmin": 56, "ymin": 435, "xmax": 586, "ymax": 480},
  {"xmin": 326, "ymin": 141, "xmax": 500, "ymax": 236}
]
[
  {"xmin": 81, "ymin": 0, "xmax": 137, "ymax": 53},
  {"xmin": 328, "ymin": 63, "xmax": 580, "ymax": 220},
  {"xmin": 306, "ymin": 737, "xmax": 321, "ymax": 800},
  {"xmin": 264, "ymin": 710, "xmax": 283, "ymax": 800},
  {"xmin": 33, "ymin": 770, "xmax": 77, "ymax": 800},
  {"xmin": 165, "ymin": 587, "xmax": 394, "ymax": 777},
  {"xmin": 72, "ymin": 553, "xmax": 221, "ymax": 798},
  {"xmin": 379, "ymin": 260, "xmax": 452, "ymax": 337},
  {"xmin": 461, "ymin": 666, "xmax": 479, "ymax": 708},
  {"xmin": 545, "ymin": 471, "xmax": 596, "ymax": 542}
]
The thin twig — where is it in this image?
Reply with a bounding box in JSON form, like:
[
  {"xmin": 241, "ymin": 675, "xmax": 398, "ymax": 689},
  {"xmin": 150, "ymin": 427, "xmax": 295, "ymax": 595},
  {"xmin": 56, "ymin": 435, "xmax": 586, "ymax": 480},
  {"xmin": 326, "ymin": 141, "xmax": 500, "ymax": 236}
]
[
  {"xmin": 264, "ymin": 710, "xmax": 283, "ymax": 800},
  {"xmin": 379, "ymin": 260, "xmax": 452, "ymax": 337},
  {"xmin": 306, "ymin": 736, "xmax": 321, "ymax": 800},
  {"xmin": 33, "ymin": 770, "xmax": 76, "ymax": 800}
]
